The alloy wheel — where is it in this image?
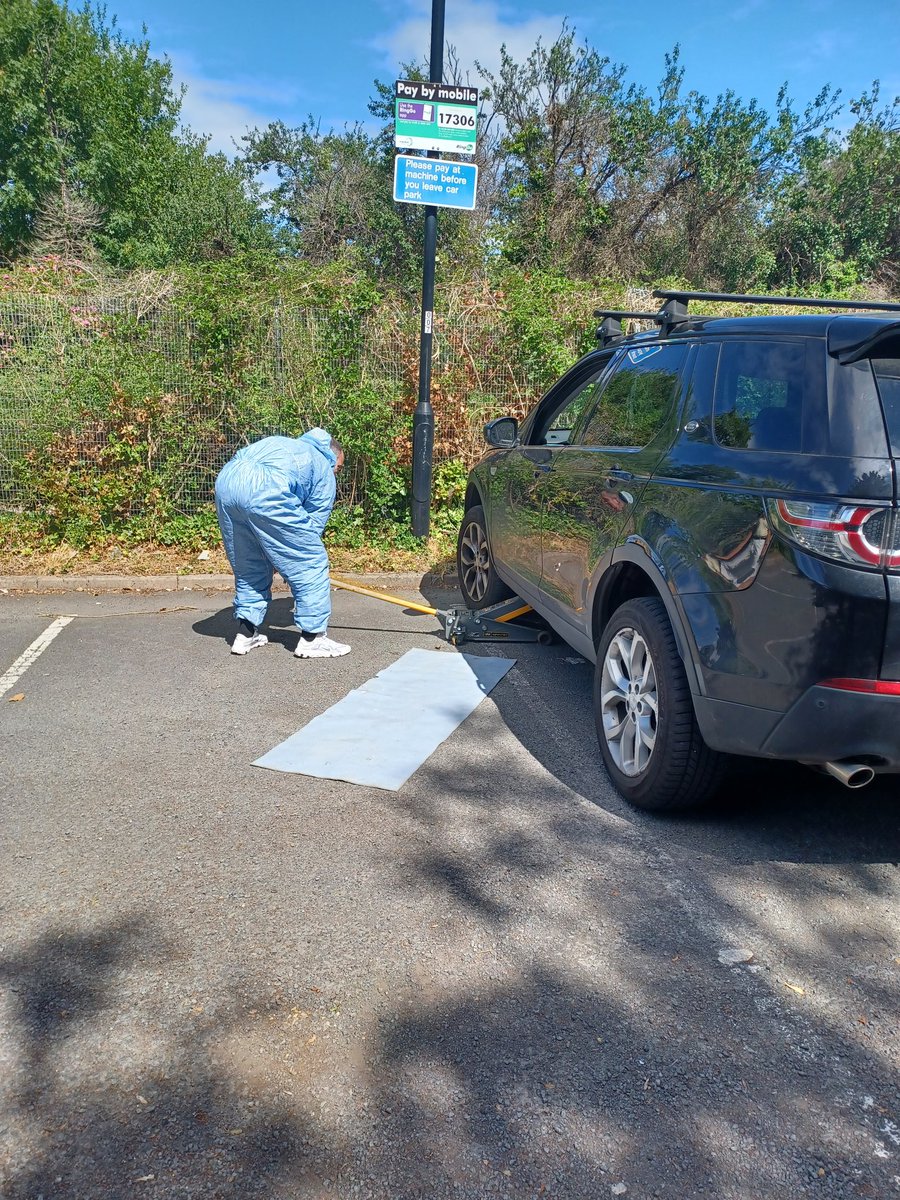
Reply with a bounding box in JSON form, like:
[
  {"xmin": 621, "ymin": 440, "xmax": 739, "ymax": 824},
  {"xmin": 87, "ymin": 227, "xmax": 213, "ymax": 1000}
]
[
  {"xmin": 459, "ymin": 520, "xmax": 492, "ymax": 604},
  {"xmin": 599, "ymin": 626, "xmax": 659, "ymax": 776}
]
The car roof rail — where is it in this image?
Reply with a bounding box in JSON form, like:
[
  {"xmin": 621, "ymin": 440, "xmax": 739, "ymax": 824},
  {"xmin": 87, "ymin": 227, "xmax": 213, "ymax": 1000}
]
[
  {"xmin": 594, "ymin": 310, "xmax": 663, "ymax": 348},
  {"xmin": 653, "ymin": 288, "xmax": 900, "ymax": 314}
]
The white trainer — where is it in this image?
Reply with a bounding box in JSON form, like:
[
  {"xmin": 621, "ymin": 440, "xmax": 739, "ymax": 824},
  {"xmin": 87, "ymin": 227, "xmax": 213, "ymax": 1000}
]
[
  {"xmin": 294, "ymin": 633, "xmax": 351, "ymax": 659},
  {"xmin": 231, "ymin": 631, "xmax": 268, "ymax": 655}
]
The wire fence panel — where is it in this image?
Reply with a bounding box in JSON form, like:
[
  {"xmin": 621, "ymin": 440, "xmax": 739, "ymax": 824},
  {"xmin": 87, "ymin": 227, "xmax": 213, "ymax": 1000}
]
[{"xmin": 0, "ymin": 290, "xmax": 583, "ymax": 519}]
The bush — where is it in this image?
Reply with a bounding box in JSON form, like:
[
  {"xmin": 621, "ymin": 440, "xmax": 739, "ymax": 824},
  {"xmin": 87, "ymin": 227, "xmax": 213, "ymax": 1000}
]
[{"xmin": 0, "ymin": 258, "xmax": 600, "ymax": 552}]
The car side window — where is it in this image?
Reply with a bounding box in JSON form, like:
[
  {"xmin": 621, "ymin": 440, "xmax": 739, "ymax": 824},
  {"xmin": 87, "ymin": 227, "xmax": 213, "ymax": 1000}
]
[
  {"xmin": 871, "ymin": 342, "xmax": 900, "ymax": 454},
  {"xmin": 713, "ymin": 340, "xmax": 805, "ymax": 451},
  {"xmin": 530, "ymin": 367, "xmax": 609, "ymax": 446},
  {"xmin": 581, "ymin": 344, "xmax": 688, "ymax": 448}
]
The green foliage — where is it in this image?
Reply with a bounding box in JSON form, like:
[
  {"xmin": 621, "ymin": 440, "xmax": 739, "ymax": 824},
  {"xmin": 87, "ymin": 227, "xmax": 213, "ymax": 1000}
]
[
  {"xmin": 0, "ymin": 0, "xmax": 273, "ymax": 267},
  {"xmin": 0, "ymin": 0, "xmax": 174, "ymax": 261},
  {"xmin": 2, "ymin": 3, "xmax": 900, "ymax": 557},
  {"xmin": 480, "ymin": 30, "xmax": 843, "ymax": 288},
  {"xmin": 766, "ymin": 85, "xmax": 900, "ymax": 290},
  {"xmin": 241, "ymin": 118, "xmax": 421, "ymax": 282},
  {"xmin": 122, "ymin": 141, "xmax": 275, "ymax": 268},
  {"xmin": 3, "ymin": 6, "xmax": 898, "ymax": 291},
  {"xmin": 17, "ymin": 383, "xmax": 179, "ymax": 545},
  {"xmin": 495, "ymin": 268, "xmax": 600, "ymax": 381},
  {"xmin": 155, "ymin": 508, "xmax": 222, "ymax": 549}
]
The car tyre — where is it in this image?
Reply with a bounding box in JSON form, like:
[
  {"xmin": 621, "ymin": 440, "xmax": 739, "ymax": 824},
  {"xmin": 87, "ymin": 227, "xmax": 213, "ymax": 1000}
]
[
  {"xmin": 594, "ymin": 596, "xmax": 728, "ymax": 811},
  {"xmin": 457, "ymin": 505, "xmax": 513, "ymax": 609}
]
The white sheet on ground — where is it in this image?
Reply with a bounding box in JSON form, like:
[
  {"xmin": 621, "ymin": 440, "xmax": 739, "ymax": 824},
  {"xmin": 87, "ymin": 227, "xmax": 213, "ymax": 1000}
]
[{"xmin": 253, "ymin": 647, "xmax": 515, "ymax": 790}]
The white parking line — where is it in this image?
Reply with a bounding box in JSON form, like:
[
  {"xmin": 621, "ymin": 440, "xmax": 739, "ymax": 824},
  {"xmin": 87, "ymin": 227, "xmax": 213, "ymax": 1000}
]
[{"xmin": 0, "ymin": 616, "xmax": 76, "ymax": 698}]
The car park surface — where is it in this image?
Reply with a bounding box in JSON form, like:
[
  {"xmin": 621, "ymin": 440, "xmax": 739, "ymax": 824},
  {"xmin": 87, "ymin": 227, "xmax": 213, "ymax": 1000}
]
[{"xmin": 1, "ymin": 584, "xmax": 898, "ymax": 1199}]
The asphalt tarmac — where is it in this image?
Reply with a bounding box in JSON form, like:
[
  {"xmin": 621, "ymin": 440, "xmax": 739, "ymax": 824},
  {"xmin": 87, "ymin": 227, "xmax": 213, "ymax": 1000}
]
[{"xmin": 1, "ymin": 585, "xmax": 898, "ymax": 1199}]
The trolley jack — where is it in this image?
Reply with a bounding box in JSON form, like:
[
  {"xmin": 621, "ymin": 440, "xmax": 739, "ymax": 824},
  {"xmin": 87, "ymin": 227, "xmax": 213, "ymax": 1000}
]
[{"xmin": 329, "ymin": 577, "xmax": 553, "ymax": 646}]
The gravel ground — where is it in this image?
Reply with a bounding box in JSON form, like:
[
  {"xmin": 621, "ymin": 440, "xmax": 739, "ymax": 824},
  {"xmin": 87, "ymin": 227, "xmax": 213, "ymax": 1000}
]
[{"xmin": 1, "ymin": 585, "xmax": 898, "ymax": 1199}]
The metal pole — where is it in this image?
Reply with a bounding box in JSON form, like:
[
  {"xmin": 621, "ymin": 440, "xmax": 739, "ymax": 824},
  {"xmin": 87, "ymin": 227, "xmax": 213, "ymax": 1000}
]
[{"xmin": 411, "ymin": 0, "xmax": 445, "ymax": 538}]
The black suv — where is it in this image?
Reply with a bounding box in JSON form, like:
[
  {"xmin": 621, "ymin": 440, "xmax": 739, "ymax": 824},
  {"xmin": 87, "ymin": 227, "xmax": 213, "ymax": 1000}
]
[{"xmin": 456, "ymin": 289, "xmax": 900, "ymax": 811}]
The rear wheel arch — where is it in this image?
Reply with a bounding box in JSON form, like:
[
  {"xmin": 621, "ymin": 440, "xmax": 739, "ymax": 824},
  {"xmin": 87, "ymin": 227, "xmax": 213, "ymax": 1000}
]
[
  {"xmin": 593, "ymin": 562, "xmax": 658, "ymax": 643},
  {"xmin": 591, "ymin": 552, "xmax": 698, "ymax": 693}
]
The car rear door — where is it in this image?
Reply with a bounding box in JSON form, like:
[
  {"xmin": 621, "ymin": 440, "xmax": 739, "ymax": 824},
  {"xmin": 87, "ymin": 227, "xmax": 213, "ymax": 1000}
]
[{"xmin": 536, "ymin": 343, "xmax": 690, "ymax": 639}]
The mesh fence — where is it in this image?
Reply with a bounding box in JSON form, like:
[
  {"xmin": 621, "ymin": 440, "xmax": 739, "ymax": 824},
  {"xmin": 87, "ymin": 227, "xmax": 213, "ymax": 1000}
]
[{"xmin": 0, "ymin": 290, "xmax": 576, "ymax": 518}]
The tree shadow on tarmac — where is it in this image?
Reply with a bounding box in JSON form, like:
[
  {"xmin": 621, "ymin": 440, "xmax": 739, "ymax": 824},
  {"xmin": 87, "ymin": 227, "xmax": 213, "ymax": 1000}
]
[
  {"xmin": 2, "ymin": 899, "xmax": 896, "ymax": 1199},
  {"xmin": 378, "ymin": 680, "xmax": 900, "ymax": 1197},
  {"xmin": 13, "ymin": 584, "xmax": 888, "ymax": 1197},
  {"xmin": 2, "ymin": 737, "xmax": 898, "ymax": 1200},
  {"xmin": 0, "ymin": 919, "xmax": 332, "ymax": 1199}
]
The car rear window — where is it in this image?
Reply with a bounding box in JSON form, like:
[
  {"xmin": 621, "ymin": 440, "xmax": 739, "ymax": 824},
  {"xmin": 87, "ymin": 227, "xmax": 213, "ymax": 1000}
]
[
  {"xmin": 713, "ymin": 340, "xmax": 811, "ymax": 451},
  {"xmin": 826, "ymin": 355, "xmax": 890, "ymax": 458}
]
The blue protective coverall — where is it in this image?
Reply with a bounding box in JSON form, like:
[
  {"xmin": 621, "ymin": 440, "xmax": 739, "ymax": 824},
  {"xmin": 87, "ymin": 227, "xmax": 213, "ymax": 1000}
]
[{"xmin": 214, "ymin": 429, "xmax": 338, "ymax": 633}]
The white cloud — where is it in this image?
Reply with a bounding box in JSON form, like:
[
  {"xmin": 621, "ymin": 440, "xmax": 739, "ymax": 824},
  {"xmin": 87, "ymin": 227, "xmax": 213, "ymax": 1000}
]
[
  {"xmin": 787, "ymin": 27, "xmax": 843, "ymax": 75},
  {"xmin": 169, "ymin": 55, "xmax": 300, "ymax": 155},
  {"xmin": 730, "ymin": 0, "xmax": 767, "ymax": 19},
  {"xmin": 372, "ymin": 0, "xmax": 568, "ymax": 87}
]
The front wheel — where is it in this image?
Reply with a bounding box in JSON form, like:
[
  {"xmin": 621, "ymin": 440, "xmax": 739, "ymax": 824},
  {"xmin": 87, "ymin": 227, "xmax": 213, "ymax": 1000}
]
[
  {"xmin": 457, "ymin": 505, "xmax": 512, "ymax": 609},
  {"xmin": 594, "ymin": 597, "xmax": 727, "ymax": 812}
]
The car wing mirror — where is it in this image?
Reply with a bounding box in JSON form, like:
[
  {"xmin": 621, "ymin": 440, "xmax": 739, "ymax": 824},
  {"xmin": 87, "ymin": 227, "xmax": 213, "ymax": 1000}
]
[{"xmin": 484, "ymin": 416, "xmax": 518, "ymax": 449}]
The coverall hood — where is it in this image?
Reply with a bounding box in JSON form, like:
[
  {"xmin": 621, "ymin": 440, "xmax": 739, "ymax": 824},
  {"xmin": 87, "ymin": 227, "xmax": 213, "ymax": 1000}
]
[{"xmin": 299, "ymin": 427, "xmax": 337, "ymax": 468}]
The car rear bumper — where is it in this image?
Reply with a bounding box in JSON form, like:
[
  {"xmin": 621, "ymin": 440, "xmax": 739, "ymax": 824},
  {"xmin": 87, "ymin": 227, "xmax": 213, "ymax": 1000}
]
[{"xmin": 695, "ymin": 686, "xmax": 900, "ymax": 770}]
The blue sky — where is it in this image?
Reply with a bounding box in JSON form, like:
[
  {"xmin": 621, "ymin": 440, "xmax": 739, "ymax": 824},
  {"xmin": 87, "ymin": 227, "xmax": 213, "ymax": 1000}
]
[{"xmin": 105, "ymin": 0, "xmax": 900, "ymax": 154}]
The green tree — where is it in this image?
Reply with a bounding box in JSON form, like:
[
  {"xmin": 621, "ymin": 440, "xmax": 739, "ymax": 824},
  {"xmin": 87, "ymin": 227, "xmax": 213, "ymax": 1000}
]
[
  {"xmin": 0, "ymin": 0, "xmax": 271, "ymax": 266},
  {"xmin": 479, "ymin": 28, "xmax": 839, "ymax": 288},
  {"xmin": 241, "ymin": 118, "xmax": 417, "ymax": 278},
  {"xmin": 478, "ymin": 24, "xmax": 650, "ymax": 275},
  {"xmin": 129, "ymin": 139, "xmax": 274, "ymax": 267},
  {"xmin": 768, "ymin": 84, "xmax": 900, "ymax": 291}
]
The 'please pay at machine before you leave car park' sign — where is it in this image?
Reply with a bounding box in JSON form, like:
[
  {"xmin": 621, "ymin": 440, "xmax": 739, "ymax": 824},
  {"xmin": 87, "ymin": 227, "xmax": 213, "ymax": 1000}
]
[
  {"xmin": 394, "ymin": 80, "xmax": 478, "ymax": 155},
  {"xmin": 393, "ymin": 154, "xmax": 478, "ymax": 211}
]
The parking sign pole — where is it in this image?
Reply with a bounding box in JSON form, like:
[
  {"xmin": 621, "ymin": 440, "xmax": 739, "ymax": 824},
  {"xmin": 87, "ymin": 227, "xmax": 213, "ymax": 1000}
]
[{"xmin": 410, "ymin": 0, "xmax": 445, "ymax": 538}]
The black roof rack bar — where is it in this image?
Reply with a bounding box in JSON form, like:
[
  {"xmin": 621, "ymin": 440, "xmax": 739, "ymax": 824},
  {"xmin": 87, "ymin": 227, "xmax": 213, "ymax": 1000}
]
[
  {"xmin": 653, "ymin": 288, "xmax": 900, "ymax": 313},
  {"xmin": 593, "ymin": 309, "xmax": 663, "ymax": 320}
]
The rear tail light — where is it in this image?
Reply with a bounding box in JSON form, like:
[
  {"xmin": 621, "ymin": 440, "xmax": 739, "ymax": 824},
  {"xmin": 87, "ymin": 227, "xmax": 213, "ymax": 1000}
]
[
  {"xmin": 766, "ymin": 498, "xmax": 900, "ymax": 570},
  {"xmin": 820, "ymin": 677, "xmax": 900, "ymax": 695}
]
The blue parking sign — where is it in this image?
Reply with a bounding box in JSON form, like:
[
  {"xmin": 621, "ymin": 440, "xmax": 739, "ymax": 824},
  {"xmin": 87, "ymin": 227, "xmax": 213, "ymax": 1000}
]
[{"xmin": 393, "ymin": 155, "xmax": 478, "ymax": 211}]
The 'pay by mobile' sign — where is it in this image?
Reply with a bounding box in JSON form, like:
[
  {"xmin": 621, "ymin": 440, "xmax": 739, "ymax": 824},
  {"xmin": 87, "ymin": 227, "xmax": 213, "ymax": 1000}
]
[{"xmin": 394, "ymin": 80, "xmax": 478, "ymax": 156}]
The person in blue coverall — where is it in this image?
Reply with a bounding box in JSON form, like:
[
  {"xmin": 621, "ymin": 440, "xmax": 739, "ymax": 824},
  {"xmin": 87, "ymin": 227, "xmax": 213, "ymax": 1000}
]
[{"xmin": 214, "ymin": 428, "xmax": 351, "ymax": 659}]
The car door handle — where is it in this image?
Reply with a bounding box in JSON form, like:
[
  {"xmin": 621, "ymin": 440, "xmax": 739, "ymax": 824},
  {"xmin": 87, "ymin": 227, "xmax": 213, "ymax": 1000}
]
[{"xmin": 608, "ymin": 468, "xmax": 634, "ymax": 481}]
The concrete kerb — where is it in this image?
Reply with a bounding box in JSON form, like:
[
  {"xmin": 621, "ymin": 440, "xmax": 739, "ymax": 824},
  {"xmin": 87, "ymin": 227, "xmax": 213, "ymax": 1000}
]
[{"xmin": 0, "ymin": 570, "xmax": 458, "ymax": 596}]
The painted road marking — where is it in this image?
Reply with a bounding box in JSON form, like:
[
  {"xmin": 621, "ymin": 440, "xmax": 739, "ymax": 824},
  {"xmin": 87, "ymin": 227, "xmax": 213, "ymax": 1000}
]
[{"xmin": 0, "ymin": 616, "xmax": 76, "ymax": 699}]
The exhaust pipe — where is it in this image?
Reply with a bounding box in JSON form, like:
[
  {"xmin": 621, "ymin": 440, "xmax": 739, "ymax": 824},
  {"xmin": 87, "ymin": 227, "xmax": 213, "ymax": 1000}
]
[{"xmin": 823, "ymin": 760, "xmax": 876, "ymax": 789}]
